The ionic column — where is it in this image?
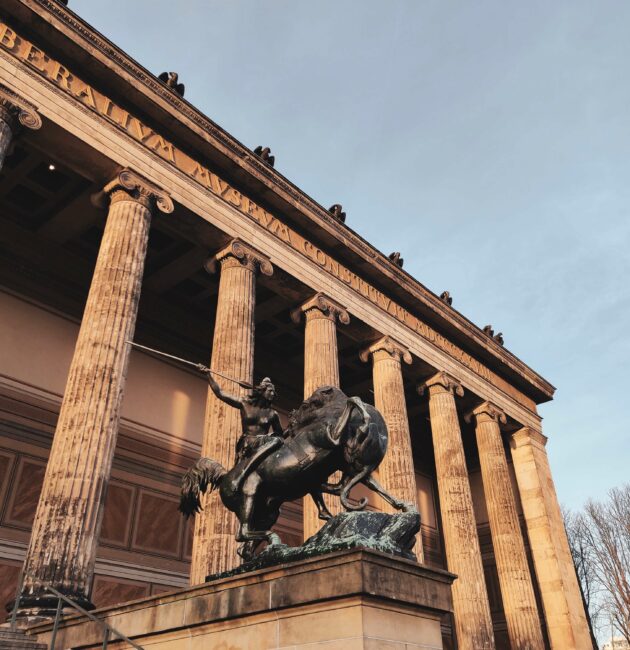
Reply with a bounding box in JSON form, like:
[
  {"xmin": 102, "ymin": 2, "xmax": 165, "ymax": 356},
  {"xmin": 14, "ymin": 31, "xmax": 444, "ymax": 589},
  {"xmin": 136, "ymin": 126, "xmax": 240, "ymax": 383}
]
[
  {"xmin": 16, "ymin": 170, "xmax": 172, "ymax": 620},
  {"xmin": 0, "ymin": 84, "xmax": 42, "ymax": 170},
  {"xmin": 510, "ymin": 428, "xmax": 593, "ymax": 650},
  {"xmin": 190, "ymin": 240, "xmax": 273, "ymax": 583},
  {"xmin": 467, "ymin": 403, "xmax": 545, "ymax": 650},
  {"xmin": 291, "ymin": 293, "xmax": 349, "ymax": 539},
  {"xmin": 360, "ymin": 336, "xmax": 423, "ymax": 553},
  {"xmin": 418, "ymin": 372, "xmax": 495, "ymax": 650}
]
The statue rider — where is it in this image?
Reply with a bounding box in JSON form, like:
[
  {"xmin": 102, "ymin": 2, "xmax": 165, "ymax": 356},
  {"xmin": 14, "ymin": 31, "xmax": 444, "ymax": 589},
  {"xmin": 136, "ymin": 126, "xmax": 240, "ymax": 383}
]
[{"xmin": 207, "ymin": 373, "xmax": 284, "ymax": 489}]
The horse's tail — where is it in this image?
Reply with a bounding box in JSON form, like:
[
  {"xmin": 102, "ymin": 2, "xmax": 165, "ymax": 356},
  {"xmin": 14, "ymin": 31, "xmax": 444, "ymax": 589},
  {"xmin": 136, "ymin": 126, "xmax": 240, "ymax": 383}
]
[
  {"xmin": 179, "ymin": 457, "xmax": 227, "ymax": 518},
  {"xmin": 340, "ymin": 465, "xmax": 372, "ymax": 511}
]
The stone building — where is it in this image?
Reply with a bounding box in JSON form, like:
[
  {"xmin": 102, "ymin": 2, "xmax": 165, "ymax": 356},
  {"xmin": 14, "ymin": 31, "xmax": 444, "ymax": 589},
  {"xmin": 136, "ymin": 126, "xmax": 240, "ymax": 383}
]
[{"xmin": 0, "ymin": 1, "xmax": 592, "ymax": 648}]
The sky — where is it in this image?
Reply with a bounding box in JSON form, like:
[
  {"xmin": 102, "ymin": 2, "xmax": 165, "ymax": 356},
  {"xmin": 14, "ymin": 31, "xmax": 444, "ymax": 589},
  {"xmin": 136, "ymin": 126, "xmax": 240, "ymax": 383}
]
[{"xmin": 74, "ymin": 0, "xmax": 629, "ymax": 510}]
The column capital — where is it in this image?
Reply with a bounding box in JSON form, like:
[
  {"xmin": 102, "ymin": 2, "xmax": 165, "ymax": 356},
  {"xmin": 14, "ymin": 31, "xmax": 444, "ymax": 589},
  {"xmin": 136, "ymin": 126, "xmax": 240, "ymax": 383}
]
[
  {"xmin": 359, "ymin": 335, "xmax": 411, "ymax": 364},
  {"xmin": 205, "ymin": 238, "xmax": 273, "ymax": 276},
  {"xmin": 93, "ymin": 169, "xmax": 174, "ymax": 214},
  {"xmin": 511, "ymin": 426, "xmax": 547, "ymax": 450},
  {"xmin": 465, "ymin": 400, "xmax": 507, "ymax": 426},
  {"xmin": 0, "ymin": 83, "xmax": 42, "ymax": 131},
  {"xmin": 418, "ymin": 371, "xmax": 463, "ymax": 398},
  {"xmin": 291, "ymin": 292, "xmax": 350, "ymax": 325}
]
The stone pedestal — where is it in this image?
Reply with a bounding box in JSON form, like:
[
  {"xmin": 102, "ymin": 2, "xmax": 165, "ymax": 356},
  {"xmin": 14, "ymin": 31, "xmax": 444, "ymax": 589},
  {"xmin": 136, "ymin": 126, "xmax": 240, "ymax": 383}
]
[
  {"xmin": 29, "ymin": 550, "xmax": 455, "ymax": 650},
  {"xmin": 190, "ymin": 239, "xmax": 273, "ymax": 583},
  {"xmin": 511, "ymin": 428, "xmax": 593, "ymax": 650},
  {"xmin": 14, "ymin": 170, "xmax": 172, "ymax": 621},
  {"xmin": 291, "ymin": 293, "xmax": 349, "ymax": 539},
  {"xmin": 419, "ymin": 372, "xmax": 495, "ymax": 650},
  {"xmin": 468, "ymin": 402, "xmax": 545, "ymax": 650}
]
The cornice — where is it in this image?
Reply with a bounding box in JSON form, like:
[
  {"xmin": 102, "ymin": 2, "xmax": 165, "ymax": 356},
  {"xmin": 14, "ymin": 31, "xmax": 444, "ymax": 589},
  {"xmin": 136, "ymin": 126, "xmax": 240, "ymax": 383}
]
[{"xmin": 4, "ymin": 0, "xmax": 555, "ymax": 404}]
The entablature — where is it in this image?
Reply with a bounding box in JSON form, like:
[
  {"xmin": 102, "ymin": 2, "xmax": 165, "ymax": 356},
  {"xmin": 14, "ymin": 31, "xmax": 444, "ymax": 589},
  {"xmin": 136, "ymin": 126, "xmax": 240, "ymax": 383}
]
[{"xmin": 0, "ymin": 0, "xmax": 554, "ymax": 405}]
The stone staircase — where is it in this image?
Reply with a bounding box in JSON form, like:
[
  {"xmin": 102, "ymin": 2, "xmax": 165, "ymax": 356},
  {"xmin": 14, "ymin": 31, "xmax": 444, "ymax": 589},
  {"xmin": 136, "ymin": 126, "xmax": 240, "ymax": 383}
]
[{"xmin": 0, "ymin": 628, "xmax": 47, "ymax": 649}]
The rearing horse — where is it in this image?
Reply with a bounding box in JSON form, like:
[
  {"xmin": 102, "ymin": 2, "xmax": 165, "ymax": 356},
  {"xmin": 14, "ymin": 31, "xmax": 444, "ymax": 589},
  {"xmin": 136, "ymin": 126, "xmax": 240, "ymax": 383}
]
[{"xmin": 180, "ymin": 386, "xmax": 408, "ymax": 561}]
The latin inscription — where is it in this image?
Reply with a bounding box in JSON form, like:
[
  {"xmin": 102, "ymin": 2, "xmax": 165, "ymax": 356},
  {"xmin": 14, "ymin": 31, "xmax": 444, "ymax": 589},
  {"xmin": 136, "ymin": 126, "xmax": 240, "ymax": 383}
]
[{"xmin": 0, "ymin": 21, "xmax": 534, "ymax": 410}]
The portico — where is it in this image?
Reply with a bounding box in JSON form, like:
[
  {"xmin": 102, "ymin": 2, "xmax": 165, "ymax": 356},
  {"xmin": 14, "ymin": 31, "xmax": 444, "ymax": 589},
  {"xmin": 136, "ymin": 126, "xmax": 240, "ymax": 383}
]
[{"xmin": 0, "ymin": 3, "xmax": 592, "ymax": 648}]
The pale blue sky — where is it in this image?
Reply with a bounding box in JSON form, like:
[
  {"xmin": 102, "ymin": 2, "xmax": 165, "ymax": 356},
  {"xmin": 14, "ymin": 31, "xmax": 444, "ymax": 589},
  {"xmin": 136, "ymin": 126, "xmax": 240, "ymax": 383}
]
[{"xmin": 75, "ymin": 1, "xmax": 629, "ymax": 509}]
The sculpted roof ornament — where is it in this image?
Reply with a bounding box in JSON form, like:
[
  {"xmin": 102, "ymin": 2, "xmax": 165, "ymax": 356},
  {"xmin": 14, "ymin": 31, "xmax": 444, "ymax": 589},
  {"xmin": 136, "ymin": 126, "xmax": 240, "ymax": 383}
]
[
  {"xmin": 158, "ymin": 72, "xmax": 185, "ymax": 97},
  {"xmin": 439, "ymin": 291, "xmax": 453, "ymax": 306},
  {"xmin": 388, "ymin": 252, "xmax": 404, "ymax": 268},
  {"xmin": 328, "ymin": 204, "xmax": 346, "ymax": 223},
  {"xmin": 205, "ymin": 239, "xmax": 274, "ymax": 276},
  {"xmin": 0, "ymin": 83, "xmax": 42, "ymax": 131},
  {"xmin": 291, "ymin": 292, "xmax": 350, "ymax": 325},
  {"xmin": 483, "ymin": 325, "xmax": 504, "ymax": 346},
  {"xmin": 253, "ymin": 146, "xmax": 275, "ymax": 167},
  {"xmin": 359, "ymin": 336, "xmax": 412, "ymax": 364}
]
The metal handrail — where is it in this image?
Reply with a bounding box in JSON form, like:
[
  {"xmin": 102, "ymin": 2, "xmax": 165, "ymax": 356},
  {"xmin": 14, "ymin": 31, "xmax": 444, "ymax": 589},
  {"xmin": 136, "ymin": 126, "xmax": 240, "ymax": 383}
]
[{"xmin": 9, "ymin": 571, "xmax": 144, "ymax": 649}]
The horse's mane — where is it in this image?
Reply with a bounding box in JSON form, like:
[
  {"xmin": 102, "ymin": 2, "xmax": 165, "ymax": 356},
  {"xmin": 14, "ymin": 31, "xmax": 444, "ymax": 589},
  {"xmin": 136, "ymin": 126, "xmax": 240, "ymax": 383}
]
[{"xmin": 285, "ymin": 386, "xmax": 347, "ymax": 437}]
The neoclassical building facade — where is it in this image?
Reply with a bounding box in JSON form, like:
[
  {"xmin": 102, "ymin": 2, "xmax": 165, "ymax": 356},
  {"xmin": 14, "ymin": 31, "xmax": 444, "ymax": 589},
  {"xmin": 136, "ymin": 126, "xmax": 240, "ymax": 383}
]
[{"xmin": 0, "ymin": 2, "xmax": 592, "ymax": 648}]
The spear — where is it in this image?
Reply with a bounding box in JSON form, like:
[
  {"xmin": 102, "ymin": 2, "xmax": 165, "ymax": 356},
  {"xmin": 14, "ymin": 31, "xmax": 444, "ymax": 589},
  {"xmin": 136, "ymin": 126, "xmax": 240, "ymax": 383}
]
[{"xmin": 126, "ymin": 341, "xmax": 254, "ymax": 389}]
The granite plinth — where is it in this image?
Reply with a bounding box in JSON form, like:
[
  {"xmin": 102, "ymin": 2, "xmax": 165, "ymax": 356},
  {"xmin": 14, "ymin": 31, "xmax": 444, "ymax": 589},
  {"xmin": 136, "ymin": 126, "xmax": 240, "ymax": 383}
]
[{"xmin": 28, "ymin": 549, "xmax": 455, "ymax": 649}]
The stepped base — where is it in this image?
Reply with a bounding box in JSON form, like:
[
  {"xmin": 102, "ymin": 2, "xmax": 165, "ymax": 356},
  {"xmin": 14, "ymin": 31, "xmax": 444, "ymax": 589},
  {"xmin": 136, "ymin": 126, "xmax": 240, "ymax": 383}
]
[
  {"xmin": 0, "ymin": 628, "xmax": 47, "ymax": 649},
  {"xmin": 28, "ymin": 549, "xmax": 455, "ymax": 649}
]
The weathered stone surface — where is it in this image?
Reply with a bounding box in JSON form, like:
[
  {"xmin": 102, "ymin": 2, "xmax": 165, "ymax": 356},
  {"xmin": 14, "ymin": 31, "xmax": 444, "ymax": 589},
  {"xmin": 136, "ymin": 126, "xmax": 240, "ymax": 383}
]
[
  {"xmin": 0, "ymin": 628, "xmax": 46, "ymax": 649},
  {"xmin": 29, "ymin": 550, "xmax": 454, "ymax": 650},
  {"xmin": 292, "ymin": 293, "xmax": 349, "ymax": 539},
  {"xmin": 511, "ymin": 428, "xmax": 594, "ymax": 649},
  {"xmin": 419, "ymin": 372, "xmax": 496, "ymax": 650},
  {"xmin": 190, "ymin": 239, "xmax": 273, "ymax": 583},
  {"xmin": 360, "ymin": 336, "xmax": 422, "ymax": 558},
  {"xmin": 207, "ymin": 507, "xmax": 421, "ymax": 580},
  {"xmin": 14, "ymin": 170, "xmax": 172, "ymax": 621},
  {"xmin": 469, "ymin": 402, "xmax": 545, "ymax": 650}
]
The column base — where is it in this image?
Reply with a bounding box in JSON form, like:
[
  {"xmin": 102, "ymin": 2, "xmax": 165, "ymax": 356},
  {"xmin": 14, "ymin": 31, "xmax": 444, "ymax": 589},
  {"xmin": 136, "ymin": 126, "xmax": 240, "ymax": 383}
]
[
  {"xmin": 28, "ymin": 549, "xmax": 455, "ymax": 649},
  {"xmin": 5, "ymin": 591, "xmax": 94, "ymax": 627}
]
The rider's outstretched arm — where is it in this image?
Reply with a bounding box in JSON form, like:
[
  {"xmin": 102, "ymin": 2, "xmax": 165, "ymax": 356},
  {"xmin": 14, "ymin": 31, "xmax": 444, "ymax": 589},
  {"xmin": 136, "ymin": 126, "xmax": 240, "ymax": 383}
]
[{"xmin": 207, "ymin": 374, "xmax": 242, "ymax": 409}]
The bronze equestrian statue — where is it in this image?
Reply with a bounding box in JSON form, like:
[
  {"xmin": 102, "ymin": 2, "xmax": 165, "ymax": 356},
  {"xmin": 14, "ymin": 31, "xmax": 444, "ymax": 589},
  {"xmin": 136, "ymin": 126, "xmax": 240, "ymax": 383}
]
[{"xmin": 180, "ymin": 377, "xmax": 410, "ymax": 562}]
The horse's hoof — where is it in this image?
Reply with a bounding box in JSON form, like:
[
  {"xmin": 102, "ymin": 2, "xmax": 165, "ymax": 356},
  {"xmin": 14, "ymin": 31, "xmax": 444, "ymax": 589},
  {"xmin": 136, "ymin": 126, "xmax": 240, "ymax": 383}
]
[
  {"xmin": 318, "ymin": 513, "xmax": 332, "ymax": 521},
  {"xmin": 268, "ymin": 533, "xmax": 282, "ymax": 546},
  {"xmin": 399, "ymin": 501, "xmax": 414, "ymax": 512}
]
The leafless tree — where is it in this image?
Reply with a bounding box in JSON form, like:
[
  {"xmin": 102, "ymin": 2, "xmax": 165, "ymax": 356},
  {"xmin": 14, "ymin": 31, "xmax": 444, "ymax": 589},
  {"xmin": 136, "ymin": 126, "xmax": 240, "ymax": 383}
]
[
  {"xmin": 564, "ymin": 505, "xmax": 604, "ymax": 643},
  {"xmin": 583, "ymin": 485, "xmax": 630, "ymax": 644},
  {"xmin": 566, "ymin": 485, "xmax": 630, "ymax": 646}
]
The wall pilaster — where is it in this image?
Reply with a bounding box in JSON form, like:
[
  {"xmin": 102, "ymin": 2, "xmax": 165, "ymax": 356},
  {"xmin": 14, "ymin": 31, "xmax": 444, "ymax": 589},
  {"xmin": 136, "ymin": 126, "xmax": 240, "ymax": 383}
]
[{"xmin": 511, "ymin": 427, "xmax": 594, "ymax": 649}]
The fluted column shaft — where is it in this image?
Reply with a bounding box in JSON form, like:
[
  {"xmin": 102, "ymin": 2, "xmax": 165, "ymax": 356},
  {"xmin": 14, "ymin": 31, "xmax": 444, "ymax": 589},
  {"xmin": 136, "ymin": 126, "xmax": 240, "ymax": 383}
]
[
  {"xmin": 0, "ymin": 85, "xmax": 42, "ymax": 171},
  {"xmin": 360, "ymin": 338, "xmax": 423, "ymax": 540},
  {"xmin": 420, "ymin": 372, "xmax": 495, "ymax": 650},
  {"xmin": 190, "ymin": 240, "xmax": 272, "ymax": 583},
  {"xmin": 469, "ymin": 403, "xmax": 545, "ymax": 650},
  {"xmin": 0, "ymin": 105, "xmax": 15, "ymax": 169},
  {"xmin": 292, "ymin": 293, "xmax": 349, "ymax": 539},
  {"xmin": 511, "ymin": 428, "xmax": 593, "ymax": 650},
  {"xmin": 17, "ymin": 170, "xmax": 172, "ymax": 618}
]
